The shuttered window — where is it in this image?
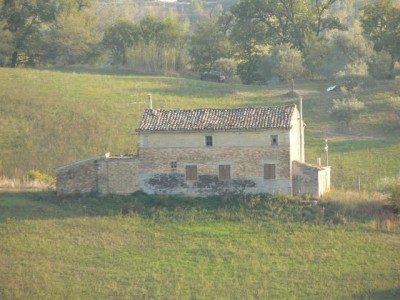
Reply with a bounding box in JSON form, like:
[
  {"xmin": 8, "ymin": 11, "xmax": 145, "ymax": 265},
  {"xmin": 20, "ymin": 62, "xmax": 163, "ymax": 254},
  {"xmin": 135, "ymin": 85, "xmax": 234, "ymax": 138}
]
[
  {"xmin": 185, "ymin": 165, "xmax": 198, "ymax": 180},
  {"xmin": 264, "ymin": 164, "xmax": 276, "ymax": 179},
  {"xmin": 219, "ymin": 165, "xmax": 231, "ymax": 181}
]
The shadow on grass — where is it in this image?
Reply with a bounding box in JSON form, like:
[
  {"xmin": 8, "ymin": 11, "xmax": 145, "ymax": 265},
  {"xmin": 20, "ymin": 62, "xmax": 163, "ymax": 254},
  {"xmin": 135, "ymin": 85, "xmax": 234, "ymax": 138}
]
[
  {"xmin": 1, "ymin": 190, "xmax": 397, "ymax": 228},
  {"xmin": 355, "ymin": 288, "xmax": 400, "ymax": 299}
]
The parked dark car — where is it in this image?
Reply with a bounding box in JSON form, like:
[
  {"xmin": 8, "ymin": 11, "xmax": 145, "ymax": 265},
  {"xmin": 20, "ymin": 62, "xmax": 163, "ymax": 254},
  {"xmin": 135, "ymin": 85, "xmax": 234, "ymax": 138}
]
[{"xmin": 200, "ymin": 70, "xmax": 225, "ymax": 82}]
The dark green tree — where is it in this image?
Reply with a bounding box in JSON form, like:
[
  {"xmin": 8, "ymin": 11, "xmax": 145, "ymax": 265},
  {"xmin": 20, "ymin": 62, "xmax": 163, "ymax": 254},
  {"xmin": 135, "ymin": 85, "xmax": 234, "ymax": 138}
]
[
  {"xmin": 102, "ymin": 19, "xmax": 139, "ymax": 65},
  {"xmin": 188, "ymin": 17, "xmax": 231, "ymax": 71},
  {"xmin": 360, "ymin": 0, "xmax": 400, "ymax": 63},
  {"xmin": 276, "ymin": 44, "xmax": 305, "ymax": 93},
  {"xmin": 44, "ymin": 7, "xmax": 100, "ymax": 65},
  {"xmin": 0, "ymin": 0, "xmax": 59, "ymax": 66},
  {"xmin": 229, "ymin": 0, "xmax": 344, "ymax": 83}
]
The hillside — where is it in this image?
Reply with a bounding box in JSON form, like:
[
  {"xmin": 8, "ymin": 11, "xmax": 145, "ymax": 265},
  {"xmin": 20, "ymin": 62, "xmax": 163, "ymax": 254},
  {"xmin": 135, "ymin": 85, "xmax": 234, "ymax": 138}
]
[{"xmin": 0, "ymin": 67, "xmax": 399, "ymax": 191}]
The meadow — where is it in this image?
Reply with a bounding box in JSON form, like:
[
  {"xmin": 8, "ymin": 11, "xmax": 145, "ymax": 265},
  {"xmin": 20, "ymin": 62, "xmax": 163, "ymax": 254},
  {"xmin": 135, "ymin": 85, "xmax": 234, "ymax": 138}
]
[
  {"xmin": 0, "ymin": 190, "xmax": 399, "ymax": 299},
  {"xmin": 0, "ymin": 67, "xmax": 399, "ymax": 191},
  {"xmin": 0, "ymin": 68, "xmax": 400, "ymax": 299}
]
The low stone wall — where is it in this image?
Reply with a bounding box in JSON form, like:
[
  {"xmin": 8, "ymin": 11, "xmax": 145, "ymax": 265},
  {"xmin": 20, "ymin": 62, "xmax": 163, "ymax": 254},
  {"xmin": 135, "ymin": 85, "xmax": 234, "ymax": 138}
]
[
  {"xmin": 292, "ymin": 161, "xmax": 330, "ymax": 197},
  {"xmin": 55, "ymin": 156, "xmax": 102, "ymax": 196},
  {"xmin": 56, "ymin": 155, "xmax": 139, "ymax": 196},
  {"xmin": 97, "ymin": 156, "xmax": 139, "ymax": 194}
]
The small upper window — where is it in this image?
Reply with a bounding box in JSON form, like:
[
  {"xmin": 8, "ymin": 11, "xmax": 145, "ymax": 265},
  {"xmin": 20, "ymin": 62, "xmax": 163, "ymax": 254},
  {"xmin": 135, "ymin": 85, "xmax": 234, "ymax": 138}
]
[
  {"xmin": 271, "ymin": 135, "xmax": 278, "ymax": 146},
  {"xmin": 206, "ymin": 135, "xmax": 213, "ymax": 147},
  {"xmin": 171, "ymin": 161, "xmax": 177, "ymax": 169}
]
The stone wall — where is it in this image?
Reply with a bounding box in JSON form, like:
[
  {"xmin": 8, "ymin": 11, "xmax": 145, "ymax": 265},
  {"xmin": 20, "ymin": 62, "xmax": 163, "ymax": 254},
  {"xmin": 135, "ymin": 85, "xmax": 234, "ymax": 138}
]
[
  {"xmin": 56, "ymin": 155, "xmax": 139, "ymax": 196},
  {"xmin": 292, "ymin": 161, "xmax": 331, "ymax": 197},
  {"xmin": 56, "ymin": 156, "xmax": 101, "ymax": 196},
  {"xmin": 138, "ymin": 143, "xmax": 293, "ymax": 196},
  {"xmin": 97, "ymin": 156, "xmax": 139, "ymax": 194}
]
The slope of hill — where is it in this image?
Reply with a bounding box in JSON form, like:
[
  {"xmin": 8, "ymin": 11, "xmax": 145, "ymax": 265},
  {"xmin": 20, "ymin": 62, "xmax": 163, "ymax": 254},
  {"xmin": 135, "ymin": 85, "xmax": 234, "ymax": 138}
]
[{"xmin": 0, "ymin": 67, "xmax": 399, "ymax": 191}]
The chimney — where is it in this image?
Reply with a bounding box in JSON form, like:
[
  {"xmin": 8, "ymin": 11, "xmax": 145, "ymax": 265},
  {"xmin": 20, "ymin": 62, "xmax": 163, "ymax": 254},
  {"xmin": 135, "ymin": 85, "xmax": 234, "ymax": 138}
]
[{"xmin": 147, "ymin": 93, "xmax": 153, "ymax": 110}]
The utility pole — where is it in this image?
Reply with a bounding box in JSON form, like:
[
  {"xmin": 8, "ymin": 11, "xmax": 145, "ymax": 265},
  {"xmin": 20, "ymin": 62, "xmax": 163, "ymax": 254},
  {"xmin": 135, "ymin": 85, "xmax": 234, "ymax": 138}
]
[{"xmin": 325, "ymin": 139, "xmax": 329, "ymax": 166}]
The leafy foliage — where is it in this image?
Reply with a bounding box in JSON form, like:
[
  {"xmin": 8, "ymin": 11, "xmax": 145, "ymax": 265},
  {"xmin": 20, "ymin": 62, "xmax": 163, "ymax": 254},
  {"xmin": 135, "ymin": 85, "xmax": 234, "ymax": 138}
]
[
  {"xmin": 188, "ymin": 18, "xmax": 231, "ymax": 71},
  {"xmin": 388, "ymin": 184, "xmax": 400, "ymax": 212},
  {"xmin": 276, "ymin": 44, "xmax": 305, "ymax": 92},
  {"xmin": 27, "ymin": 170, "xmax": 56, "ymax": 184},
  {"xmin": 102, "ymin": 19, "xmax": 139, "ymax": 65},
  {"xmin": 360, "ymin": 0, "xmax": 400, "ymax": 62},
  {"xmin": 331, "ymin": 97, "xmax": 365, "ymax": 130}
]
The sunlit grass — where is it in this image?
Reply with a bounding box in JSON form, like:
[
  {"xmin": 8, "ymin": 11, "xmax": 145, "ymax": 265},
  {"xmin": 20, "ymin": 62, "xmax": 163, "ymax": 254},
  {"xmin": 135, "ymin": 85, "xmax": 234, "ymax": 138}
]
[
  {"xmin": 0, "ymin": 67, "xmax": 399, "ymax": 191},
  {"xmin": 0, "ymin": 191, "xmax": 399, "ymax": 299}
]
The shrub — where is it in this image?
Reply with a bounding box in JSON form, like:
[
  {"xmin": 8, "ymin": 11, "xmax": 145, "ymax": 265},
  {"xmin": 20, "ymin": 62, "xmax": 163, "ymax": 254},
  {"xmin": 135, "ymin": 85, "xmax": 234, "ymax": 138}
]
[
  {"xmin": 388, "ymin": 184, "xmax": 400, "ymax": 212},
  {"xmin": 213, "ymin": 58, "xmax": 238, "ymax": 79},
  {"xmin": 368, "ymin": 50, "xmax": 394, "ymax": 79},
  {"xmin": 331, "ymin": 96, "xmax": 365, "ymax": 131},
  {"xmin": 27, "ymin": 170, "xmax": 56, "ymax": 184}
]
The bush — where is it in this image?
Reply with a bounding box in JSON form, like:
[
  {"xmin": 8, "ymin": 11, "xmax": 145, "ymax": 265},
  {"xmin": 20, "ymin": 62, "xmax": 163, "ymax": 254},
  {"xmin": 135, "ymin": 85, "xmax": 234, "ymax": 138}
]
[
  {"xmin": 368, "ymin": 50, "xmax": 394, "ymax": 79},
  {"xmin": 213, "ymin": 58, "xmax": 238, "ymax": 79},
  {"xmin": 388, "ymin": 184, "xmax": 400, "ymax": 212},
  {"xmin": 331, "ymin": 96, "xmax": 365, "ymax": 130},
  {"xmin": 27, "ymin": 170, "xmax": 56, "ymax": 184}
]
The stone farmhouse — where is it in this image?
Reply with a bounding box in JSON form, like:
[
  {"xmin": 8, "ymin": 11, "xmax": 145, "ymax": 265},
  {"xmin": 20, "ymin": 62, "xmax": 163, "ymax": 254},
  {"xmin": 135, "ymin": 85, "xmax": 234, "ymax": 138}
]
[{"xmin": 56, "ymin": 96, "xmax": 330, "ymax": 197}]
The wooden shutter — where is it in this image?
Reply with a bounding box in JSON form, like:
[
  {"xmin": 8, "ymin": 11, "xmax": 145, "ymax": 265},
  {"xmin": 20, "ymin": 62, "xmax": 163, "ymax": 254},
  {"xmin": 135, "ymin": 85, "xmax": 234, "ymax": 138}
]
[
  {"xmin": 264, "ymin": 164, "xmax": 276, "ymax": 179},
  {"xmin": 185, "ymin": 165, "xmax": 197, "ymax": 180},
  {"xmin": 219, "ymin": 165, "xmax": 231, "ymax": 181}
]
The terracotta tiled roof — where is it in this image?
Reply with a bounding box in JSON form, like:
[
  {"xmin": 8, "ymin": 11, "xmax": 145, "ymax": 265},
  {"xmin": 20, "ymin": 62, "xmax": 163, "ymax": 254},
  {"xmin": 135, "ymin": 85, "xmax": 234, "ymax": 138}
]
[{"xmin": 137, "ymin": 104, "xmax": 296, "ymax": 132}]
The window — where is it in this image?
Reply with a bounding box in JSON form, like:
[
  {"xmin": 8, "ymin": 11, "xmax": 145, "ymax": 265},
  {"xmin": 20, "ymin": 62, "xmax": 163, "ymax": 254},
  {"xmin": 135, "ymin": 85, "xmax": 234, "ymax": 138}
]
[
  {"xmin": 171, "ymin": 161, "xmax": 177, "ymax": 169},
  {"xmin": 271, "ymin": 135, "xmax": 278, "ymax": 146},
  {"xmin": 206, "ymin": 135, "xmax": 213, "ymax": 147},
  {"xmin": 264, "ymin": 164, "xmax": 276, "ymax": 179},
  {"xmin": 185, "ymin": 165, "xmax": 198, "ymax": 180},
  {"xmin": 219, "ymin": 165, "xmax": 231, "ymax": 181}
]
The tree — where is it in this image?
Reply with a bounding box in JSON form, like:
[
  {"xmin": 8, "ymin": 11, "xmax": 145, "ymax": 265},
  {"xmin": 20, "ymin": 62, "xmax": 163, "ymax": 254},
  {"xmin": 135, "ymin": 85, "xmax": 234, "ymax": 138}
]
[
  {"xmin": 302, "ymin": 33, "xmax": 330, "ymax": 79},
  {"xmin": 0, "ymin": 18, "xmax": 13, "ymax": 66},
  {"xmin": 360, "ymin": 0, "xmax": 400, "ymax": 63},
  {"xmin": 44, "ymin": 8, "xmax": 100, "ymax": 65},
  {"xmin": 229, "ymin": 0, "xmax": 344, "ymax": 83},
  {"xmin": 229, "ymin": 6, "xmax": 268, "ymax": 84},
  {"xmin": 318, "ymin": 31, "xmax": 374, "ymax": 80},
  {"xmin": 0, "ymin": 0, "xmax": 59, "ymax": 66},
  {"xmin": 331, "ymin": 97, "xmax": 365, "ymax": 131},
  {"xmin": 188, "ymin": 18, "xmax": 231, "ymax": 71},
  {"xmin": 102, "ymin": 19, "xmax": 139, "ymax": 65},
  {"xmin": 368, "ymin": 50, "xmax": 394, "ymax": 79},
  {"xmin": 0, "ymin": 0, "xmax": 97, "ymax": 67},
  {"xmin": 276, "ymin": 44, "xmax": 305, "ymax": 93},
  {"xmin": 230, "ymin": 0, "xmax": 344, "ymax": 50}
]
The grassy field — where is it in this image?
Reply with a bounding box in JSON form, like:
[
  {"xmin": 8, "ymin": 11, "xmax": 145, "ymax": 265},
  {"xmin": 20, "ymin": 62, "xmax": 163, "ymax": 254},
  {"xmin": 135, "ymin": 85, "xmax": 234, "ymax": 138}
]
[
  {"xmin": 0, "ymin": 190, "xmax": 399, "ymax": 299},
  {"xmin": 0, "ymin": 67, "xmax": 399, "ymax": 191}
]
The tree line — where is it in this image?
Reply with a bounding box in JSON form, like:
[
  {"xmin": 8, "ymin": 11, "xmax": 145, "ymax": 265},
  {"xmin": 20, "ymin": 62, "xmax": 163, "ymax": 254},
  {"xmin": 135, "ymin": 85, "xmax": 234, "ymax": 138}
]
[{"xmin": 1, "ymin": 0, "xmax": 399, "ymax": 84}]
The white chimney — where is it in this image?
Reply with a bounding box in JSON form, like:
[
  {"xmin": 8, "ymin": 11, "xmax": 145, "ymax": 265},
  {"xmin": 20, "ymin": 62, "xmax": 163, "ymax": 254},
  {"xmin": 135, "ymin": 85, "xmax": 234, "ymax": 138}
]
[{"xmin": 147, "ymin": 93, "xmax": 153, "ymax": 110}]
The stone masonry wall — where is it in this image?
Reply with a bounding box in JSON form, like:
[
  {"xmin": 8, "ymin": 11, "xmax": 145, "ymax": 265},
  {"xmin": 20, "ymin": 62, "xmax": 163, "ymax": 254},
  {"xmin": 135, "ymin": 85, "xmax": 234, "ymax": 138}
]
[
  {"xmin": 139, "ymin": 145, "xmax": 292, "ymax": 196},
  {"xmin": 56, "ymin": 156, "xmax": 101, "ymax": 195},
  {"xmin": 97, "ymin": 156, "xmax": 139, "ymax": 194},
  {"xmin": 292, "ymin": 161, "xmax": 331, "ymax": 197}
]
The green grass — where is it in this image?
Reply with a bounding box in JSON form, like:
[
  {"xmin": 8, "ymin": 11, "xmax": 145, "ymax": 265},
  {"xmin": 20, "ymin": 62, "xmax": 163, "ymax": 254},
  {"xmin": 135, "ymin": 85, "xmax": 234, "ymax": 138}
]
[
  {"xmin": 0, "ymin": 67, "xmax": 399, "ymax": 191},
  {"xmin": 0, "ymin": 191, "xmax": 399, "ymax": 299}
]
